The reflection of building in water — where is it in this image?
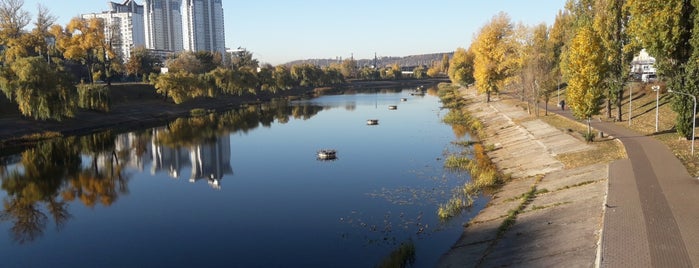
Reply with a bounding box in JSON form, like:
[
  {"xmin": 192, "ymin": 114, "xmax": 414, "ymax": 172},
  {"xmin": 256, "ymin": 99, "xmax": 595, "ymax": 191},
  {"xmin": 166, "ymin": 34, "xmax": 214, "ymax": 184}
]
[
  {"xmin": 189, "ymin": 136, "xmax": 232, "ymax": 190},
  {"xmin": 150, "ymin": 128, "xmax": 233, "ymax": 189},
  {"xmin": 151, "ymin": 137, "xmax": 189, "ymax": 178},
  {"xmin": 114, "ymin": 132, "xmax": 152, "ymax": 171}
]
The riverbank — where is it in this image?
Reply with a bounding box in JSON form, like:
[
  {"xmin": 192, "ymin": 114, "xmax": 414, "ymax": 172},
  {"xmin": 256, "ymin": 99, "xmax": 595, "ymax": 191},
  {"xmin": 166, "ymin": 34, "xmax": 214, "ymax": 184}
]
[
  {"xmin": 438, "ymin": 87, "xmax": 625, "ymax": 266},
  {"xmin": 0, "ymin": 79, "xmax": 446, "ymax": 151}
]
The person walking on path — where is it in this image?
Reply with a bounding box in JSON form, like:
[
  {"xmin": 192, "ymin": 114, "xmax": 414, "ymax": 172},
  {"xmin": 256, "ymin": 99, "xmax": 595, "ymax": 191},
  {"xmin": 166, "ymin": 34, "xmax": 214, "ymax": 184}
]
[{"xmin": 559, "ymin": 99, "xmax": 565, "ymax": 110}]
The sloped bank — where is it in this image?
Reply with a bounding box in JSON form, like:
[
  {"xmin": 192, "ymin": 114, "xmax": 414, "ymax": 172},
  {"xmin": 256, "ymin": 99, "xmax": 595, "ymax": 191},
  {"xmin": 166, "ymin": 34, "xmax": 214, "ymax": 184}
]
[{"xmin": 437, "ymin": 86, "xmax": 618, "ymax": 267}]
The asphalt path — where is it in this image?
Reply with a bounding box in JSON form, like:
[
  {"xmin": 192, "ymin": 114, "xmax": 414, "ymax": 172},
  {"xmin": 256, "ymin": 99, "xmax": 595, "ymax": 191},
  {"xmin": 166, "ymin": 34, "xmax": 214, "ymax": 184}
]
[{"xmin": 550, "ymin": 107, "xmax": 699, "ymax": 267}]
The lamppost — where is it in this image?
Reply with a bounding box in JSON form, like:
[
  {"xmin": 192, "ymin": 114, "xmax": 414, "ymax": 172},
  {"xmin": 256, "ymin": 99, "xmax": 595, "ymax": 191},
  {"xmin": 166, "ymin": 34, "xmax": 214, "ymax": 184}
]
[
  {"xmin": 652, "ymin": 85, "xmax": 660, "ymax": 132},
  {"xmin": 629, "ymin": 84, "xmax": 633, "ymax": 126},
  {"xmin": 668, "ymin": 89, "xmax": 697, "ymax": 155}
]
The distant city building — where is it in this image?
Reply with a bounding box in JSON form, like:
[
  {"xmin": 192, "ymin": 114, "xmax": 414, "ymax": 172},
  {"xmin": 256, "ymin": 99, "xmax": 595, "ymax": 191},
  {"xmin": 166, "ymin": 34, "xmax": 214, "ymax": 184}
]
[
  {"xmin": 143, "ymin": 0, "xmax": 184, "ymax": 52},
  {"xmin": 81, "ymin": 0, "xmax": 145, "ymax": 62},
  {"xmin": 181, "ymin": 0, "xmax": 226, "ymax": 55}
]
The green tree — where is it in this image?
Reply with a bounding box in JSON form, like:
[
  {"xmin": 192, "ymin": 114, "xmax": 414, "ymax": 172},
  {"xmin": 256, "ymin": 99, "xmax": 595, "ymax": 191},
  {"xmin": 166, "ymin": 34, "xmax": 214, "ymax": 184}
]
[{"xmin": 565, "ymin": 25, "xmax": 606, "ymax": 134}]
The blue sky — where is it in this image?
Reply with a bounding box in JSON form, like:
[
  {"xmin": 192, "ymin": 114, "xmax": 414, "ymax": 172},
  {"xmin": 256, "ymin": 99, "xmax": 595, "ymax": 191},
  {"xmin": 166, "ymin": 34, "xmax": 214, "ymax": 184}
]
[{"xmin": 22, "ymin": 0, "xmax": 566, "ymax": 65}]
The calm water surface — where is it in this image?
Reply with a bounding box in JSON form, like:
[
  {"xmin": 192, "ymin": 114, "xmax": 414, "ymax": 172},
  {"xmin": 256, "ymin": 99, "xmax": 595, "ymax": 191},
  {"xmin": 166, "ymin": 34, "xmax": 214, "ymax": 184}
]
[{"xmin": 0, "ymin": 87, "xmax": 487, "ymax": 267}]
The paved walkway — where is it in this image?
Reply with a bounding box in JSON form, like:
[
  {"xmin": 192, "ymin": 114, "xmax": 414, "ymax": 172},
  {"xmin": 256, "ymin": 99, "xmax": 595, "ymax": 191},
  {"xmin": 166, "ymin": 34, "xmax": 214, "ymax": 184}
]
[{"xmin": 551, "ymin": 108, "xmax": 699, "ymax": 267}]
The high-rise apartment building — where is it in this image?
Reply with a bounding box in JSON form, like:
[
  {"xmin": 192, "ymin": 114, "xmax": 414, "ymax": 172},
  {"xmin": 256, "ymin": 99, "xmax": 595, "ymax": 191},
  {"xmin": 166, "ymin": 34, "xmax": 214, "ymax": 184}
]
[
  {"xmin": 143, "ymin": 0, "xmax": 184, "ymax": 51},
  {"xmin": 81, "ymin": 0, "xmax": 145, "ymax": 61},
  {"xmin": 181, "ymin": 0, "xmax": 226, "ymax": 55}
]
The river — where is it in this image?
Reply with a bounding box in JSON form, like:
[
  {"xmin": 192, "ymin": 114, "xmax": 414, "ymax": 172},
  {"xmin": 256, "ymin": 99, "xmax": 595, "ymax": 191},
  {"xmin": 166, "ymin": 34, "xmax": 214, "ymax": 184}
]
[{"xmin": 0, "ymin": 86, "xmax": 487, "ymax": 267}]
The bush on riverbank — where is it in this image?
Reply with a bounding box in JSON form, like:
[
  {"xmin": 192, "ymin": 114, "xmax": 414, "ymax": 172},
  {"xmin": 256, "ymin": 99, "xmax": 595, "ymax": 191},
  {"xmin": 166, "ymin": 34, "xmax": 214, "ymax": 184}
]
[
  {"xmin": 77, "ymin": 84, "xmax": 111, "ymax": 112},
  {"xmin": 437, "ymin": 83, "xmax": 506, "ymax": 220}
]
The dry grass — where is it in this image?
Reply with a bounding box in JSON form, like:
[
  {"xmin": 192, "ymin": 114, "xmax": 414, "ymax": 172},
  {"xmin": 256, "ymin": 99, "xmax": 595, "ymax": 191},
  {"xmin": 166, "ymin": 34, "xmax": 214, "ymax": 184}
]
[
  {"xmin": 611, "ymin": 83, "xmax": 699, "ymax": 176},
  {"xmin": 538, "ymin": 113, "xmax": 627, "ymax": 169},
  {"xmin": 536, "ymin": 82, "xmax": 699, "ymax": 176}
]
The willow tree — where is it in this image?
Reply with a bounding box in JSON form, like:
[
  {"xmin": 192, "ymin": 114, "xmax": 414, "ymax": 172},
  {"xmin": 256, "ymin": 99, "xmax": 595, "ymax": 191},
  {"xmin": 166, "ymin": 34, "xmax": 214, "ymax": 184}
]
[
  {"xmin": 472, "ymin": 12, "xmax": 516, "ymax": 102},
  {"xmin": 565, "ymin": 25, "xmax": 606, "ymax": 135},
  {"xmin": 626, "ymin": 0, "xmax": 696, "ymax": 138},
  {"xmin": 0, "ymin": 56, "xmax": 76, "ymax": 120}
]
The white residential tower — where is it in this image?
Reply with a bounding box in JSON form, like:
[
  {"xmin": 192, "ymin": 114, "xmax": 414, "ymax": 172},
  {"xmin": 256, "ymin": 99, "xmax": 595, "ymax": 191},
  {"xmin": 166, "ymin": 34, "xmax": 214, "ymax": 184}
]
[
  {"xmin": 181, "ymin": 0, "xmax": 226, "ymax": 55},
  {"xmin": 81, "ymin": 0, "xmax": 145, "ymax": 61}
]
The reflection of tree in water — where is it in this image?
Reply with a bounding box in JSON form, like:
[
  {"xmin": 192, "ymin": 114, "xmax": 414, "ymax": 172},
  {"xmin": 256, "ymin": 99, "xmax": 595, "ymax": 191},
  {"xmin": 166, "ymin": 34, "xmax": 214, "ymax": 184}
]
[
  {"xmin": 155, "ymin": 99, "xmax": 324, "ymax": 147},
  {"xmin": 376, "ymin": 239, "xmax": 416, "ymax": 268},
  {"xmin": 0, "ymin": 134, "xmax": 130, "ymax": 243},
  {"xmin": 0, "ymin": 138, "xmax": 80, "ymax": 243},
  {"xmin": 62, "ymin": 132, "xmax": 129, "ymax": 208}
]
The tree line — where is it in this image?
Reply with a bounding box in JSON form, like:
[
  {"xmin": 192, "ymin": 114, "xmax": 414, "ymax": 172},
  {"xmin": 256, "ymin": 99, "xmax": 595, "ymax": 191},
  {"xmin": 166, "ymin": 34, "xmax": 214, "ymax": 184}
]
[
  {"xmin": 448, "ymin": 0, "xmax": 699, "ymax": 139},
  {"xmin": 0, "ymin": 0, "xmax": 450, "ymax": 122}
]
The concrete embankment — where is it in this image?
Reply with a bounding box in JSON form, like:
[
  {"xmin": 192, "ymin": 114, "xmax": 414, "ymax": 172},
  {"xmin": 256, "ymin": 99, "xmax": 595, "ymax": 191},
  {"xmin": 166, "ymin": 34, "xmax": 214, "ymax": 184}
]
[{"xmin": 438, "ymin": 88, "xmax": 611, "ymax": 267}]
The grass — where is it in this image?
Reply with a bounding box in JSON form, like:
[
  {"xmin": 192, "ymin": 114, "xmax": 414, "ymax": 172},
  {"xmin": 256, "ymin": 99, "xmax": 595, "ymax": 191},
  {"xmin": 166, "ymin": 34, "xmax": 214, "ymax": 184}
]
[
  {"xmin": 538, "ymin": 113, "xmax": 627, "ymax": 169},
  {"xmin": 543, "ymin": 82, "xmax": 699, "ymax": 176},
  {"xmin": 617, "ymin": 83, "xmax": 699, "ymax": 176}
]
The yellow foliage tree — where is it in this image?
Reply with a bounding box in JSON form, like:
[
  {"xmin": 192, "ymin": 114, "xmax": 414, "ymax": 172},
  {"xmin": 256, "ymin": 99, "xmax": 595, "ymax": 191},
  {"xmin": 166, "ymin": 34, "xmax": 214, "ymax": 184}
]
[
  {"xmin": 53, "ymin": 17, "xmax": 116, "ymax": 83},
  {"xmin": 472, "ymin": 12, "xmax": 516, "ymax": 102},
  {"xmin": 565, "ymin": 25, "xmax": 606, "ymax": 134},
  {"xmin": 448, "ymin": 47, "xmax": 475, "ymax": 86}
]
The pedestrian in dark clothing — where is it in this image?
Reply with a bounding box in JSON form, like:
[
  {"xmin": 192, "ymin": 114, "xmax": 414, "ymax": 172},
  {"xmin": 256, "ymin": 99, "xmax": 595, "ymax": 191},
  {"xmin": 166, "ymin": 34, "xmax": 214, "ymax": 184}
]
[{"xmin": 560, "ymin": 100, "xmax": 565, "ymax": 110}]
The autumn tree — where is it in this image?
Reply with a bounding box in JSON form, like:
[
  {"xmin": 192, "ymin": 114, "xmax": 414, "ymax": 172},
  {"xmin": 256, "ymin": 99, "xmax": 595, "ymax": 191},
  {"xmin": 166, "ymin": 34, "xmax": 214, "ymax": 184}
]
[
  {"xmin": 0, "ymin": 56, "xmax": 76, "ymax": 120},
  {"xmin": 412, "ymin": 65, "xmax": 427, "ymax": 79},
  {"xmin": 0, "ymin": 0, "xmax": 29, "ymax": 45},
  {"xmin": 472, "ymin": 12, "xmax": 516, "ymax": 102},
  {"xmin": 518, "ymin": 23, "xmax": 556, "ymax": 116},
  {"xmin": 448, "ymin": 47, "xmax": 475, "ymax": 86},
  {"xmin": 153, "ymin": 72, "xmax": 209, "ymax": 104},
  {"xmin": 565, "ymin": 25, "xmax": 606, "ymax": 135},
  {"xmin": 358, "ymin": 66, "xmax": 380, "ymax": 80},
  {"xmin": 339, "ymin": 58, "xmax": 358, "ymax": 79},
  {"xmin": 125, "ymin": 46, "xmax": 158, "ymax": 80},
  {"xmin": 441, "ymin": 53, "xmax": 450, "ymax": 74},
  {"xmin": 165, "ymin": 52, "xmax": 205, "ymax": 74},
  {"xmin": 53, "ymin": 17, "xmax": 116, "ymax": 84}
]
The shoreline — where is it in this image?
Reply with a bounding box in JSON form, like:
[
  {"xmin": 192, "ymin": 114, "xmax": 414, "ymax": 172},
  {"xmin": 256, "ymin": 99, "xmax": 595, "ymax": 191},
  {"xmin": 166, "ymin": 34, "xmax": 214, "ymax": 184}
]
[
  {"xmin": 0, "ymin": 79, "xmax": 447, "ymax": 151},
  {"xmin": 438, "ymin": 87, "xmax": 616, "ymax": 267}
]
